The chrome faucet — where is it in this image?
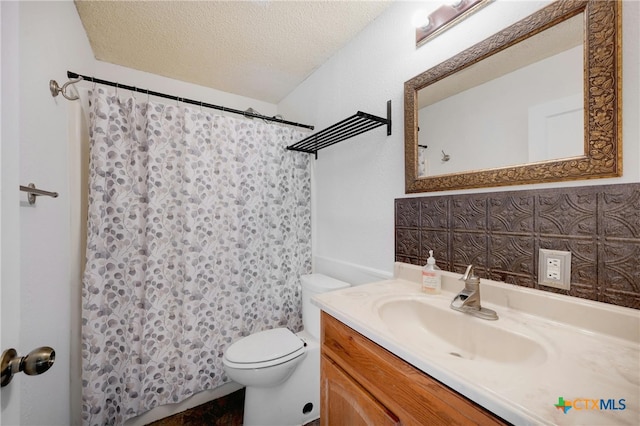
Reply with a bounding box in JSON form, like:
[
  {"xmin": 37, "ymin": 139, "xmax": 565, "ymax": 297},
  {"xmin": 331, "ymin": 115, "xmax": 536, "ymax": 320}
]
[{"xmin": 450, "ymin": 265, "xmax": 498, "ymax": 320}]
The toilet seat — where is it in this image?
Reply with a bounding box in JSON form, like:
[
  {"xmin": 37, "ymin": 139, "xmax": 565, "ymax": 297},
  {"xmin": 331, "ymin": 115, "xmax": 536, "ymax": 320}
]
[{"xmin": 223, "ymin": 328, "xmax": 306, "ymax": 369}]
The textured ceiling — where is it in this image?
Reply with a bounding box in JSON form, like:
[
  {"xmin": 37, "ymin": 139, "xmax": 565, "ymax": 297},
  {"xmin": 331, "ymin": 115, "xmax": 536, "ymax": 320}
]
[{"xmin": 74, "ymin": 0, "xmax": 392, "ymax": 104}]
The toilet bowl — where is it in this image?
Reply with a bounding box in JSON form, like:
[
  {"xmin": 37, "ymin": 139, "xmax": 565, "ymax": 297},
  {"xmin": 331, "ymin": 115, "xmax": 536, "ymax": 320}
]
[
  {"xmin": 222, "ymin": 273, "xmax": 350, "ymax": 426},
  {"xmin": 223, "ymin": 328, "xmax": 307, "ymax": 388}
]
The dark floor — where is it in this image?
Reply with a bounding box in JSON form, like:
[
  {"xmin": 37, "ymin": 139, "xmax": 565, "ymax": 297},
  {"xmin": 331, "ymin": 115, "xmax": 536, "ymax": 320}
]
[{"xmin": 147, "ymin": 388, "xmax": 320, "ymax": 426}]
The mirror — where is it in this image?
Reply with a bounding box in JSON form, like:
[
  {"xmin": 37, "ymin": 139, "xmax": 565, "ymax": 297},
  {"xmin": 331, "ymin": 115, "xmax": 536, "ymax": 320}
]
[
  {"xmin": 404, "ymin": 0, "xmax": 621, "ymax": 193},
  {"xmin": 417, "ymin": 14, "xmax": 584, "ymax": 176}
]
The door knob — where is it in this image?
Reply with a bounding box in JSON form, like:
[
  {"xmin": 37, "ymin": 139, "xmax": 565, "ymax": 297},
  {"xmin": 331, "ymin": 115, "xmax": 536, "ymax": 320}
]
[{"xmin": 1, "ymin": 346, "xmax": 55, "ymax": 387}]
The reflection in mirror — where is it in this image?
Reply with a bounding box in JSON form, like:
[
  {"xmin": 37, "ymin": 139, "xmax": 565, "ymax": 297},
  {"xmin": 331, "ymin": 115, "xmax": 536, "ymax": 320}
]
[
  {"xmin": 417, "ymin": 13, "xmax": 584, "ymax": 177},
  {"xmin": 404, "ymin": 0, "xmax": 622, "ymax": 194}
]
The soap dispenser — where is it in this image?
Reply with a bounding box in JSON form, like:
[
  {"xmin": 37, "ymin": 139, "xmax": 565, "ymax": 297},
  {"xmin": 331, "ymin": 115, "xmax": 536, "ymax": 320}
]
[{"xmin": 422, "ymin": 250, "xmax": 442, "ymax": 294}]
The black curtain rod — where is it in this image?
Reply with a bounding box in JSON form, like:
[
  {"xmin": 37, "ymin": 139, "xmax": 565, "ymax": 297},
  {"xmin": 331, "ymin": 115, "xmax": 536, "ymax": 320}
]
[{"xmin": 66, "ymin": 71, "xmax": 314, "ymax": 130}]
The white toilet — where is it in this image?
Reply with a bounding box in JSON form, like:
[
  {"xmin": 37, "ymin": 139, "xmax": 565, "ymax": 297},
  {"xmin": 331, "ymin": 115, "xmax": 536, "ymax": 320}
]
[{"xmin": 223, "ymin": 273, "xmax": 350, "ymax": 426}]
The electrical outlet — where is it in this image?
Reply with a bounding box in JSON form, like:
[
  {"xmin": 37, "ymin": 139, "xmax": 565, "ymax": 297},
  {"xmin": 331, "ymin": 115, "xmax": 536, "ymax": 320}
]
[{"xmin": 538, "ymin": 249, "xmax": 571, "ymax": 290}]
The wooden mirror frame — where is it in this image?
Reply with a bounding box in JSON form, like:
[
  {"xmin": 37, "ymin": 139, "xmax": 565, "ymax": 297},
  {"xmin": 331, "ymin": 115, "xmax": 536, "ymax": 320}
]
[{"xmin": 404, "ymin": 0, "xmax": 621, "ymax": 193}]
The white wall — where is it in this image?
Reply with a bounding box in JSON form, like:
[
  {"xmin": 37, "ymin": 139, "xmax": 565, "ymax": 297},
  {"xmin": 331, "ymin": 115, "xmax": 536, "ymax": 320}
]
[
  {"xmin": 279, "ymin": 0, "xmax": 640, "ymax": 281},
  {"xmin": 17, "ymin": 3, "xmax": 95, "ymax": 423},
  {"xmin": 9, "ymin": 1, "xmax": 276, "ymax": 424}
]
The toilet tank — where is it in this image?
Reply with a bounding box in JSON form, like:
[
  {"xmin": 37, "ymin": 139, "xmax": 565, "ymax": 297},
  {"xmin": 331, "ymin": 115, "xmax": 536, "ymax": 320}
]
[{"xmin": 301, "ymin": 274, "xmax": 350, "ymax": 340}]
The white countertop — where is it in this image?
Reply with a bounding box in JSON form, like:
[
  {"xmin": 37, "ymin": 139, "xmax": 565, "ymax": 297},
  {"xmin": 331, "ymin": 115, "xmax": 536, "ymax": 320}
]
[{"xmin": 312, "ymin": 262, "xmax": 640, "ymax": 425}]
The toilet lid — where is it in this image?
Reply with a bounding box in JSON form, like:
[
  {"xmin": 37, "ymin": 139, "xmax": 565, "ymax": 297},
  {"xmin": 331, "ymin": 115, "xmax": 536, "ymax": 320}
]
[{"xmin": 225, "ymin": 328, "xmax": 304, "ymax": 364}]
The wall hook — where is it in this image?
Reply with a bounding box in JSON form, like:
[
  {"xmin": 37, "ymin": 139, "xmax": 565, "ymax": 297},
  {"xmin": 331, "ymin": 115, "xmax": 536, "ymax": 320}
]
[
  {"xmin": 49, "ymin": 76, "xmax": 83, "ymax": 101},
  {"xmin": 20, "ymin": 183, "xmax": 59, "ymax": 205},
  {"xmin": 441, "ymin": 150, "xmax": 451, "ymax": 162}
]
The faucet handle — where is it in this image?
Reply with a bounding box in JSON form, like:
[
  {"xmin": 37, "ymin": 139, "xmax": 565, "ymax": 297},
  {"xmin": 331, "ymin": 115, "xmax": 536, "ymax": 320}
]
[{"xmin": 460, "ymin": 264, "xmax": 474, "ymax": 281}]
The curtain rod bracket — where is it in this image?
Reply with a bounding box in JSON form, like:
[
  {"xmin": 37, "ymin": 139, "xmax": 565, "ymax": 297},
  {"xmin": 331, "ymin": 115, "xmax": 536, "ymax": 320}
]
[{"xmin": 49, "ymin": 77, "xmax": 83, "ymax": 101}]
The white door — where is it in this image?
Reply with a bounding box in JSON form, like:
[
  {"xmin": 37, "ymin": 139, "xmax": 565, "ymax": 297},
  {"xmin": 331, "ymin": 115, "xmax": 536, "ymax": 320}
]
[
  {"xmin": 1, "ymin": 2, "xmax": 72, "ymax": 424},
  {"xmin": 1, "ymin": 2, "xmax": 23, "ymax": 424}
]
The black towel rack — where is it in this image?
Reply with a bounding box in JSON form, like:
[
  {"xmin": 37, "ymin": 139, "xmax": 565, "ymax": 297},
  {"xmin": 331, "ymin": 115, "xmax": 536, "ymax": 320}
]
[{"xmin": 287, "ymin": 100, "xmax": 391, "ymax": 158}]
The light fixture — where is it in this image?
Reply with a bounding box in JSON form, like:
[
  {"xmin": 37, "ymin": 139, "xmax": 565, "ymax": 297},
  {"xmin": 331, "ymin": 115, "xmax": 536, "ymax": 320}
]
[{"xmin": 416, "ymin": 0, "xmax": 491, "ymax": 47}]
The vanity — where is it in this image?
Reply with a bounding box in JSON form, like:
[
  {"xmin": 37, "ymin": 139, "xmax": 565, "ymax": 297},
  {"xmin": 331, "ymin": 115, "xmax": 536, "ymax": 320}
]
[
  {"xmin": 313, "ymin": 263, "xmax": 640, "ymax": 425},
  {"xmin": 320, "ymin": 312, "xmax": 505, "ymax": 425}
]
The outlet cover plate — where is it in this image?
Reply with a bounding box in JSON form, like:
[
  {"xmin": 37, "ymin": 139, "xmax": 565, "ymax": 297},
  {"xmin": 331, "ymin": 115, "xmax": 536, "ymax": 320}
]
[{"xmin": 538, "ymin": 249, "xmax": 571, "ymax": 290}]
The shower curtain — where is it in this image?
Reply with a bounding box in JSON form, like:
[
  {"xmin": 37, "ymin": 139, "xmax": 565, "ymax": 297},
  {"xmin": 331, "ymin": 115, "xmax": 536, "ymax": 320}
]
[{"xmin": 81, "ymin": 88, "xmax": 312, "ymax": 425}]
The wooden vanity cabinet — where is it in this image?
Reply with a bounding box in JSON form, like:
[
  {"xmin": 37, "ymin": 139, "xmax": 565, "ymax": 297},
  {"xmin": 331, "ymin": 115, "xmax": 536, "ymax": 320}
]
[{"xmin": 320, "ymin": 312, "xmax": 508, "ymax": 426}]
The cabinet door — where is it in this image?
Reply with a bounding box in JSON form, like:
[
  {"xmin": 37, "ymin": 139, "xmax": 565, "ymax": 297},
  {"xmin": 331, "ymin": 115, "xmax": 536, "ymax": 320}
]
[
  {"xmin": 321, "ymin": 355, "xmax": 400, "ymax": 426},
  {"xmin": 322, "ymin": 312, "xmax": 508, "ymax": 425}
]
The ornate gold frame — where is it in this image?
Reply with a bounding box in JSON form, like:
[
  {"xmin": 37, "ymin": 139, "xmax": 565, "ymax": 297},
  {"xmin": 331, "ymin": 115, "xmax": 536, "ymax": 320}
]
[{"xmin": 404, "ymin": 0, "xmax": 622, "ymax": 193}]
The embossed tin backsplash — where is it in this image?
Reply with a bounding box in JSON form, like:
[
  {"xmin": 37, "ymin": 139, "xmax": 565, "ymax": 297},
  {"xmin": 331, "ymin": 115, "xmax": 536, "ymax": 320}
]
[{"xmin": 395, "ymin": 183, "xmax": 640, "ymax": 309}]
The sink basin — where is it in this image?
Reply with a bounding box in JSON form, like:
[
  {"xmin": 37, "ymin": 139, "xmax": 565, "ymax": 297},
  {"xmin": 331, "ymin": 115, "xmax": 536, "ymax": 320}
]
[{"xmin": 376, "ymin": 297, "xmax": 547, "ymax": 365}]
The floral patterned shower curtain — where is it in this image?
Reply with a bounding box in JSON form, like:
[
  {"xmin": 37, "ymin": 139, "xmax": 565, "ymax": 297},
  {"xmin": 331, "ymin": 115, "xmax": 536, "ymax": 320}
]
[{"xmin": 81, "ymin": 88, "xmax": 311, "ymax": 425}]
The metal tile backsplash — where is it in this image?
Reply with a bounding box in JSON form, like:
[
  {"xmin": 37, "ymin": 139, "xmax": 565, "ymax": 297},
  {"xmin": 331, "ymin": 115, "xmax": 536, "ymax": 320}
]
[{"xmin": 395, "ymin": 183, "xmax": 640, "ymax": 309}]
